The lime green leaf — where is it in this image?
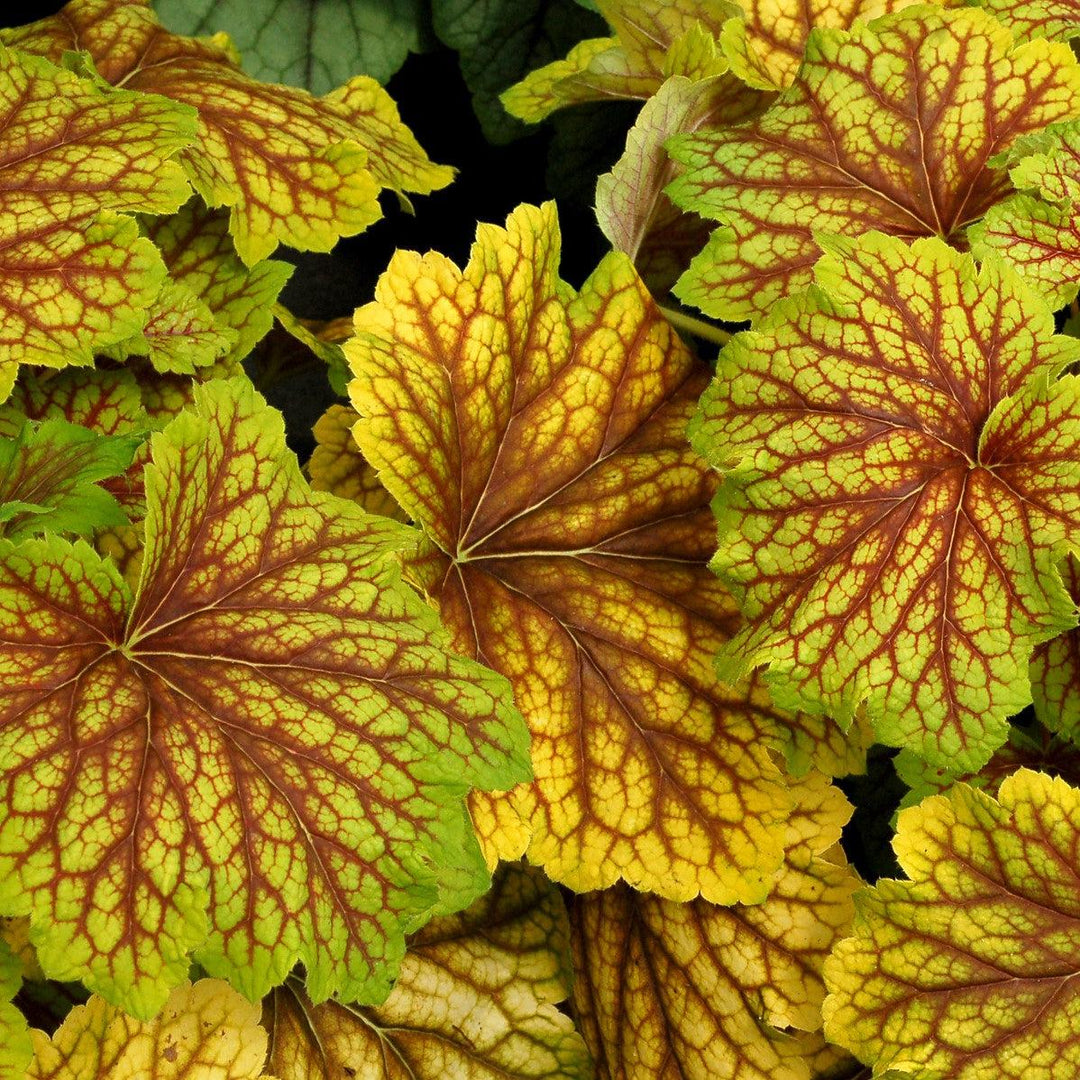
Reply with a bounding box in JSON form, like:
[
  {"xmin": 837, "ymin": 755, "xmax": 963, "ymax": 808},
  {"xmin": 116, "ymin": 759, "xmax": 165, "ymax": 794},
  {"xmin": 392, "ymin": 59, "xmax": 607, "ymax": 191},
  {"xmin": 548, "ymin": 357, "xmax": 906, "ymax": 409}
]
[
  {"xmin": 569, "ymin": 773, "xmax": 860, "ymax": 1080},
  {"xmin": 0, "ymin": 369, "xmax": 148, "ymax": 517},
  {"xmin": 0, "ymin": 419, "xmax": 140, "ymax": 541},
  {"xmin": 0, "ymin": 376, "xmax": 529, "ymax": 1018},
  {"xmin": 1031, "ymin": 555, "xmax": 1080, "ymax": 742},
  {"xmin": 264, "ymin": 863, "xmax": 590, "ymax": 1080},
  {"xmin": 154, "ymin": 0, "xmax": 427, "ymax": 92},
  {"xmin": 0, "ymin": 44, "xmax": 195, "ymax": 392},
  {"xmin": 431, "ymin": 0, "xmax": 609, "ymax": 142},
  {"xmin": 596, "ymin": 74, "xmax": 760, "ymax": 295},
  {"xmin": 824, "ymin": 769, "xmax": 1080, "ymax": 1077},
  {"xmin": 272, "ymin": 304, "xmax": 351, "ymax": 395},
  {"xmin": 501, "ymin": 0, "xmax": 745, "ymax": 123},
  {"xmin": 0, "ymin": 938, "xmax": 30, "ymax": 1080},
  {"xmin": 145, "ymin": 201, "xmax": 294, "ymax": 363},
  {"xmin": 692, "ymin": 232, "xmax": 1080, "ymax": 771},
  {"xmin": 669, "ymin": 5, "xmax": 1080, "ymax": 321},
  {"xmin": 26, "ymin": 979, "xmax": 272, "ymax": 1079},
  {"xmin": 345, "ymin": 201, "xmax": 828, "ymax": 903},
  {"xmin": 894, "ymin": 722, "xmax": 1080, "ymax": 806},
  {"xmin": 6, "ymin": 0, "xmax": 453, "ymax": 265}
]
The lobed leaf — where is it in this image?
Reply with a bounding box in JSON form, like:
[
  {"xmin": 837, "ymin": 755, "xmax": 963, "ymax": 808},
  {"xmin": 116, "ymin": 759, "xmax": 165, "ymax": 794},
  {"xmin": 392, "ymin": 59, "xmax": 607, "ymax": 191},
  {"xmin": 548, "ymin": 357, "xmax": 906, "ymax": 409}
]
[
  {"xmin": 0, "ymin": 44, "xmax": 194, "ymax": 392},
  {"xmin": 978, "ymin": 0, "xmax": 1080, "ymax": 43},
  {"xmin": 669, "ymin": 5, "xmax": 1080, "ymax": 321},
  {"xmin": 0, "ymin": 376, "xmax": 530, "ymax": 1018},
  {"xmin": 0, "ymin": 937, "xmax": 30, "ymax": 1080},
  {"xmin": 346, "ymin": 201, "xmax": 828, "ymax": 903},
  {"xmin": 569, "ymin": 773, "xmax": 860, "ymax": 1080},
  {"xmin": 694, "ymin": 232, "xmax": 1080, "ymax": 771},
  {"xmin": 155, "ymin": 0, "xmax": 427, "ymax": 93},
  {"xmin": 5, "ymin": 0, "xmax": 453, "ymax": 264},
  {"xmin": 1031, "ymin": 555, "xmax": 1080, "ymax": 743},
  {"xmin": 264, "ymin": 862, "xmax": 591, "ymax": 1080},
  {"xmin": 26, "ymin": 979, "xmax": 272, "ymax": 1079},
  {"xmin": 824, "ymin": 770, "xmax": 1080, "ymax": 1078},
  {"xmin": 500, "ymin": 0, "xmax": 745, "ymax": 122},
  {"xmin": 0, "ymin": 420, "xmax": 140, "ymax": 542}
]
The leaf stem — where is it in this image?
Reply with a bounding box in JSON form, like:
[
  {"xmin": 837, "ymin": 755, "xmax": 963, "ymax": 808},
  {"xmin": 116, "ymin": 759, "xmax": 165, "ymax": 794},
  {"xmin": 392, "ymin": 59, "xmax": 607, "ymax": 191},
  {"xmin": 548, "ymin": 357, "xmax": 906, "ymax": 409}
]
[{"xmin": 658, "ymin": 305, "xmax": 732, "ymax": 347}]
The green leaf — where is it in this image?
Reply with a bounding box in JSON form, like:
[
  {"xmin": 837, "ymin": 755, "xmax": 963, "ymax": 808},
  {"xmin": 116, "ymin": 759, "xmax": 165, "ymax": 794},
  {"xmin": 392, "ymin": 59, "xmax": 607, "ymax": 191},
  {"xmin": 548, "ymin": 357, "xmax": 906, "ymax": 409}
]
[
  {"xmin": 431, "ymin": 0, "xmax": 608, "ymax": 143},
  {"xmin": 0, "ymin": 938, "xmax": 30, "ymax": 1080},
  {"xmin": 692, "ymin": 232, "xmax": 1080, "ymax": 772},
  {"xmin": 0, "ymin": 43, "xmax": 195, "ymax": 394},
  {"xmin": 0, "ymin": 376, "xmax": 530, "ymax": 1019},
  {"xmin": 0, "ymin": 420, "xmax": 141, "ymax": 542},
  {"xmin": 154, "ymin": 0, "xmax": 428, "ymax": 92},
  {"xmin": 668, "ymin": 5, "xmax": 1080, "ymax": 321}
]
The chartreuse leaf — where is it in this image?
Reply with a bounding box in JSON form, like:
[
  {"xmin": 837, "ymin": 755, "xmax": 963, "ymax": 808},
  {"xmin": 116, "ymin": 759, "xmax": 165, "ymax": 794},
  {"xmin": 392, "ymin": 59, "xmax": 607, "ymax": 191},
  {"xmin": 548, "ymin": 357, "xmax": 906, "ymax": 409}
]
[
  {"xmin": 693, "ymin": 232, "xmax": 1080, "ymax": 772},
  {"xmin": 0, "ymin": 420, "xmax": 140, "ymax": 542},
  {"xmin": 154, "ymin": 0, "xmax": 427, "ymax": 92},
  {"xmin": 569, "ymin": 773, "xmax": 860, "ymax": 1080},
  {"xmin": 1031, "ymin": 556, "xmax": 1080, "ymax": 742},
  {"xmin": 0, "ymin": 376, "xmax": 530, "ymax": 1019},
  {"xmin": 0, "ymin": 45, "xmax": 194, "ymax": 393},
  {"xmin": 719, "ymin": 0, "xmax": 937, "ymax": 92},
  {"xmin": 346, "ymin": 201, "xmax": 817, "ymax": 904},
  {"xmin": 264, "ymin": 863, "xmax": 590, "ymax": 1080},
  {"xmin": 0, "ymin": 937, "xmax": 31, "ymax": 1080},
  {"xmin": 668, "ymin": 5, "xmax": 1080, "ymax": 322},
  {"xmin": 0, "ymin": 369, "xmax": 149, "ymax": 516},
  {"xmin": 501, "ymin": 0, "xmax": 746, "ymax": 122},
  {"xmin": 5, "ymin": 0, "xmax": 453, "ymax": 265},
  {"xmin": 143, "ymin": 201, "xmax": 294, "ymax": 364},
  {"xmin": 824, "ymin": 770, "xmax": 1080, "ymax": 1078},
  {"xmin": 26, "ymin": 979, "xmax": 272, "ymax": 1079}
]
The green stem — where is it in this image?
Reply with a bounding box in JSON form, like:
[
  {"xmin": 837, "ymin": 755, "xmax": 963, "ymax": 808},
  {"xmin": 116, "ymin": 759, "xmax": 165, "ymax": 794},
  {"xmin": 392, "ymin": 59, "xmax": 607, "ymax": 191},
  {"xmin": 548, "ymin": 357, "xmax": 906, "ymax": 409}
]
[{"xmin": 658, "ymin": 305, "xmax": 732, "ymax": 347}]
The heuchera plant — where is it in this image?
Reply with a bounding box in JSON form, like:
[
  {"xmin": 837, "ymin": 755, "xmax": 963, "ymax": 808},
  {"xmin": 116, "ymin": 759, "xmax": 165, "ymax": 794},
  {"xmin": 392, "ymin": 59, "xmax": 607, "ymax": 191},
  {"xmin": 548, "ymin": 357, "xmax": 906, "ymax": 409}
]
[{"xmin": 3, "ymin": 0, "xmax": 1080, "ymax": 1077}]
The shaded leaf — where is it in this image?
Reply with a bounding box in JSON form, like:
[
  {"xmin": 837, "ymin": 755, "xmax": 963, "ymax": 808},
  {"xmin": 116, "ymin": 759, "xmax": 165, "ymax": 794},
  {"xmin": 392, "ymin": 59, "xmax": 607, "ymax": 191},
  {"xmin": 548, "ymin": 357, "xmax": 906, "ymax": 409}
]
[
  {"xmin": 824, "ymin": 769, "xmax": 1080, "ymax": 1078},
  {"xmin": 432, "ymin": 0, "xmax": 609, "ymax": 143},
  {"xmin": 692, "ymin": 232, "xmax": 1080, "ymax": 771},
  {"xmin": 0, "ymin": 420, "xmax": 140, "ymax": 541},
  {"xmin": 669, "ymin": 5, "xmax": 1080, "ymax": 321},
  {"xmin": 501, "ymin": 0, "xmax": 746, "ymax": 122},
  {"xmin": 0, "ymin": 376, "xmax": 529, "ymax": 1018},
  {"xmin": 0, "ymin": 44, "xmax": 194, "ymax": 392},
  {"xmin": 6, "ymin": 0, "xmax": 453, "ymax": 264},
  {"xmin": 155, "ymin": 0, "xmax": 428, "ymax": 92},
  {"xmin": 569, "ymin": 773, "xmax": 859, "ymax": 1080},
  {"xmin": 0, "ymin": 938, "xmax": 30, "ymax": 1080},
  {"xmin": 345, "ymin": 201, "xmax": 833, "ymax": 903},
  {"xmin": 264, "ymin": 863, "xmax": 590, "ymax": 1080},
  {"xmin": 978, "ymin": 0, "xmax": 1080, "ymax": 43},
  {"xmin": 1031, "ymin": 555, "xmax": 1080, "ymax": 742},
  {"xmin": 26, "ymin": 979, "xmax": 272, "ymax": 1079}
]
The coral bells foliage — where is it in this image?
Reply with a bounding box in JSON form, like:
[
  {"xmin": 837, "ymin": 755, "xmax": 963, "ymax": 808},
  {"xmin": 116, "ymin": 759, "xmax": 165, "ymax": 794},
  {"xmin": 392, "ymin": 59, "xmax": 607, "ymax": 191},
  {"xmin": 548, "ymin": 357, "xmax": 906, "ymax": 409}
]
[{"xmin": 8, "ymin": 1, "xmax": 1080, "ymax": 1079}]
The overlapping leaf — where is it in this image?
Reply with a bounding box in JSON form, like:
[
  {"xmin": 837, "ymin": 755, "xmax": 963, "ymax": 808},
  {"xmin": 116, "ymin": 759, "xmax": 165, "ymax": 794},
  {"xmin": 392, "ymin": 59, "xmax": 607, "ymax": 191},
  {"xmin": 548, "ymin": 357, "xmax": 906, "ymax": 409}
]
[
  {"xmin": 692, "ymin": 232, "xmax": 1080, "ymax": 771},
  {"xmin": 824, "ymin": 769, "xmax": 1080, "ymax": 1077},
  {"xmin": 132, "ymin": 201, "xmax": 293, "ymax": 370},
  {"xmin": 5, "ymin": 0, "xmax": 453, "ymax": 264},
  {"xmin": 264, "ymin": 863, "xmax": 590, "ymax": 1080},
  {"xmin": 0, "ymin": 938, "xmax": 30, "ymax": 1080},
  {"xmin": 0, "ymin": 44, "xmax": 194, "ymax": 392},
  {"xmin": 978, "ymin": 0, "xmax": 1080, "ymax": 43},
  {"xmin": 346, "ymin": 200, "xmax": 822, "ymax": 903},
  {"xmin": 155, "ymin": 0, "xmax": 427, "ymax": 92},
  {"xmin": 0, "ymin": 420, "xmax": 140, "ymax": 542},
  {"xmin": 569, "ymin": 773, "xmax": 860, "ymax": 1080},
  {"xmin": 1031, "ymin": 556, "xmax": 1080, "ymax": 742},
  {"xmin": 669, "ymin": 5, "xmax": 1080, "ymax": 321},
  {"xmin": 0, "ymin": 376, "xmax": 529, "ymax": 1018},
  {"xmin": 0, "ymin": 369, "xmax": 149, "ymax": 514},
  {"xmin": 720, "ymin": 0, "xmax": 939, "ymax": 92},
  {"xmin": 501, "ymin": 0, "xmax": 747, "ymax": 122},
  {"xmin": 26, "ymin": 979, "xmax": 272, "ymax": 1079}
]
